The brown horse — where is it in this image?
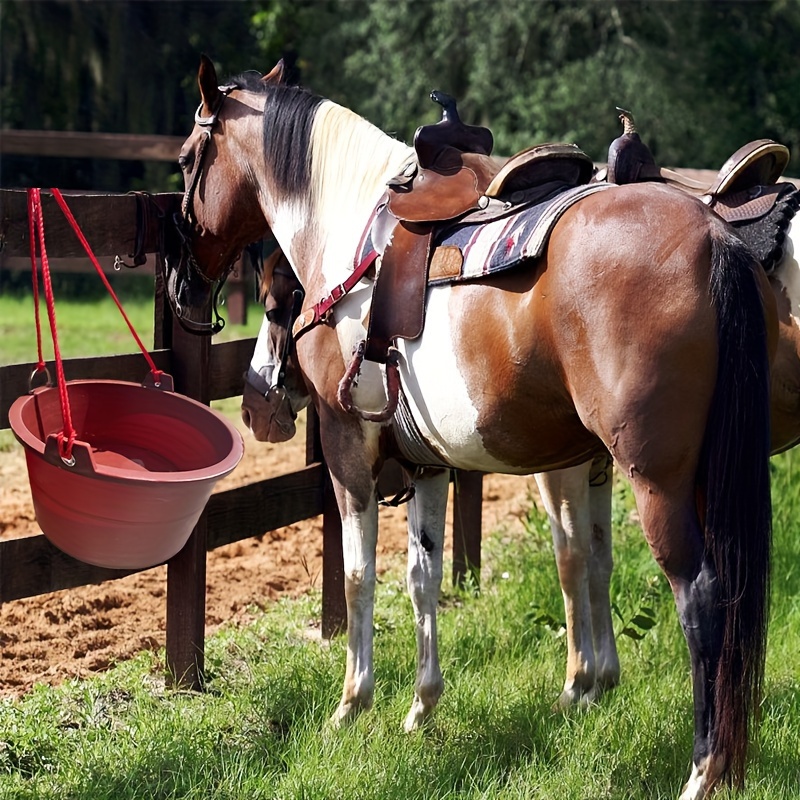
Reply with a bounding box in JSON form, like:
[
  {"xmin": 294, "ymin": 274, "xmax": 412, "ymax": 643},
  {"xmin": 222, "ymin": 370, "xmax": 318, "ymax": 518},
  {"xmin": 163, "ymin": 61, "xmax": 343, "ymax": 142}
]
[
  {"xmin": 246, "ymin": 216, "xmax": 800, "ymax": 714},
  {"xmin": 178, "ymin": 57, "xmax": 777, "ymax": 799}
]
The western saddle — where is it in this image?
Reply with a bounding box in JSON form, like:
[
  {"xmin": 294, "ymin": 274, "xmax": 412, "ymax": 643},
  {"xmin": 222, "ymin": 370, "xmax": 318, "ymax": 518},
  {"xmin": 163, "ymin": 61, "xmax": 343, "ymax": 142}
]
[
  {"xmin": 364, "ymin": 91, "xmax": 594, "ymax": 367},
  {"xmin": 310, "ymin": 95, "xmax": 797, "ymax": 424},
  {"xmin": 605, "ymin": 108, "xmax": 795, "ymax": 224}
]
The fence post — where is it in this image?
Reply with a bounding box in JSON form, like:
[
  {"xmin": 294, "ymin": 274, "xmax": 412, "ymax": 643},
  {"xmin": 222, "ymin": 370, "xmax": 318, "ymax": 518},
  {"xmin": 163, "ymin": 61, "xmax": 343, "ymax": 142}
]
[
  {"xmin": 155, "ymin": 273, "xmax": 211, "ymax": 690},
  {"xmin": 306, "ymin": 406, "xmax": 346, "ymax": 638},
  {"xmin": 452, "ymin": 470, "xmax": 483, "ymax": 588}
]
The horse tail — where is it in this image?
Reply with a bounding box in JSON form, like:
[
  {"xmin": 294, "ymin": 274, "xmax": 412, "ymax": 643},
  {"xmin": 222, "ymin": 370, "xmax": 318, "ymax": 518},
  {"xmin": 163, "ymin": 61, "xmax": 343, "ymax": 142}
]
[{"xmin": 703, "ymin": 225, "xmax": 772, "ymax": 784}]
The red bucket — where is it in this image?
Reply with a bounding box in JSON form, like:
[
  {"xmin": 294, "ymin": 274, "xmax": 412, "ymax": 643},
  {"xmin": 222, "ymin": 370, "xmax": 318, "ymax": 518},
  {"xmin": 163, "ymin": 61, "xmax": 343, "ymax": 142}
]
[{"xmin": 9, "ymin": 378, "xmax": 243, "ymax": 569}]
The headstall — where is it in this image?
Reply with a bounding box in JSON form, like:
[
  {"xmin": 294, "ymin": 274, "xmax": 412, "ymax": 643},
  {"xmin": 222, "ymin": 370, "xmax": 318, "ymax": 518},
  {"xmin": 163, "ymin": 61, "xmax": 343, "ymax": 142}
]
[{"xmin": 169, "ymin": 85, "xmax": 239, "ymax": 335}]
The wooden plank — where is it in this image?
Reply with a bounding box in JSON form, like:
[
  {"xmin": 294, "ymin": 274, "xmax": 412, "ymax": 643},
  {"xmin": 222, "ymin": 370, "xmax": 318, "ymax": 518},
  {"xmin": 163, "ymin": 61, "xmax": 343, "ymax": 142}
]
[
  {"xmin": 0, "ymin": 535, "xmax": 138, "ymax": 603},
  {"xmin": 452, "ymin": 471, "xmax": 483, "ymax": 588},
  {"xmin": 305, "ymin": 406, "xmax": 347, "ymax": 638},
  {"xmin": 0, "ymin": 469, "xmax": 326, "ymax": 603},
  {"xmin": 208, "ymin": 338, "xmax": 255, "ymax": 401},
  {"xmin": 0, "ymin": 255, "xmax": 156, "ymax": 275},
  {"xmin": 0, "ymin": 189, "xmax": 182, "ymax": 259},
  {"xmin": 320, "ymin": 468, "xmax": 345, "ymax": 638},
  {"xmin": 166, "ymin": 512, "xmax": 207, "ymax": 689},
  {"xmin": 165, "ymin": 306, "xmax": 211, "ymax": 689},
  {"xmin": 0, "ymin": 351, "xmax": 172, "ymax": 430},
  {"xmin": 205, "ymin": 464, "xmax": 326, "ymax": 550},
  {"xmin": 0, "ymin": 130, "xmax": 185, "ymax": 163}
]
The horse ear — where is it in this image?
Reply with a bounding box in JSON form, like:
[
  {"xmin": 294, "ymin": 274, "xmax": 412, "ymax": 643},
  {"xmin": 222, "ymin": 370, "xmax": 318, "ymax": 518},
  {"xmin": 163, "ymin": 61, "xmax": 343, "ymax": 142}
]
[
  {"xmin": 197, "ymin": 53, "xmax": 222, "ymax": 114},
  {"xmin": 261, "ymin": 59, "xmax": 286, "ymax": 85}
]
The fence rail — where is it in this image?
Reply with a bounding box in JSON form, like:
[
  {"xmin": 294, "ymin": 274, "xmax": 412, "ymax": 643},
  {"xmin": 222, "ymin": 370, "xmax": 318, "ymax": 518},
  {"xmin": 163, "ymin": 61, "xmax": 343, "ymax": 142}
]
[{"xmin": 0, "ymin": 188, "xmax": 483, "ymax": 688}]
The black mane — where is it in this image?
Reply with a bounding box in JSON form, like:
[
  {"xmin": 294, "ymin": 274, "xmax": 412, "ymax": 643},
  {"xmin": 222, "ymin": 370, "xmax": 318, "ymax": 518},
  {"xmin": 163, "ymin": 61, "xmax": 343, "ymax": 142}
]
[{"xmin": 228, "ymin": 72, "xmax": 324, "ymax": 198}]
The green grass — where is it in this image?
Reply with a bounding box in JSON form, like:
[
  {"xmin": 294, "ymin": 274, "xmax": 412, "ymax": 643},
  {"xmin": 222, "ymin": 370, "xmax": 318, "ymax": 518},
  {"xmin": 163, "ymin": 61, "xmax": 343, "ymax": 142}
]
[
  {"xmin": 0, "ymin": 293, "xmax": 264, "ymax": 367},
  {"xmin": 0, "ymin": 451, "xmax": 797, "ymax": 799}
]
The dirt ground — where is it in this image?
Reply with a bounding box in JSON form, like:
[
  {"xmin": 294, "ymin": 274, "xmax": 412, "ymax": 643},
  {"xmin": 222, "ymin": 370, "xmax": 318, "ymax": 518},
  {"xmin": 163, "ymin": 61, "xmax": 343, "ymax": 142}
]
[{"xmin": 0, "ymin": 409, "xmax": 537, "ymax": 697}]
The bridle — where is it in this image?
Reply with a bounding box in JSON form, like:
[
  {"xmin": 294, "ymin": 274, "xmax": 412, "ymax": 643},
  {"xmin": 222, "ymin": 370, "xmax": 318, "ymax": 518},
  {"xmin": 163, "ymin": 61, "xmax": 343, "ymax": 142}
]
[
  {"xmin": 168, "ymin": 85, "xmax": 238, "ymax": 335},
  {"xmin": 271, "ymin": 260, "xmax": 306, "ymax": 392}
]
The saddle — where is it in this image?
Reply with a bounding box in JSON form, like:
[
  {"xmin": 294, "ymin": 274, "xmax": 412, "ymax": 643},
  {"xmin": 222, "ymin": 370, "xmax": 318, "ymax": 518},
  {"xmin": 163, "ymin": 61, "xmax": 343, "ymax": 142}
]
[
  {"xmin": 604, "ymin": 108, "xmax": 799, "ymax": 271},
  {"xmin": 606, "ymin": 109, "xmax": 793, "ymax": 218},
  {"xmin": 366, "ymin": 92, "xmax": 594, "ymax": 366}
]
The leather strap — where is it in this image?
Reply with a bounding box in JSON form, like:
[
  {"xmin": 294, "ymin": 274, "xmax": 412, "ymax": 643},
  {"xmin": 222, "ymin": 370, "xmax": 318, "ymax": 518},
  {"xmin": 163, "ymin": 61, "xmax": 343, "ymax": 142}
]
[{"xmin": 365, "ymin": 221, "xmax": 432, "ymax": 363}]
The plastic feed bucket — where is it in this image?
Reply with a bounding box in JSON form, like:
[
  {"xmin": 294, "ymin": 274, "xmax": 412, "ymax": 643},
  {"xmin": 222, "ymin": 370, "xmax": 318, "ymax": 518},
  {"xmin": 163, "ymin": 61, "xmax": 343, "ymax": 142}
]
[{"xmin": 9, "ymin": 380, "xmax": 244, "ymax": 569}]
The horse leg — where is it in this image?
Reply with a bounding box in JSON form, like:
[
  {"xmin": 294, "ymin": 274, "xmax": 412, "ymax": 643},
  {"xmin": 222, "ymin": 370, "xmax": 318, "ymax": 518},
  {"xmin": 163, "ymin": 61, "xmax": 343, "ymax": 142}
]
[
  {"xmin": 586, "ymin": 454, "xmax": 620, "ymax": 693},
  {"xmin": 403, "ymin": 467, "xmax": 450, "ymax": 731},
  {"xmin": 328, "ymin": 462, "xmax": 380, "ymax": 727},
  {"xmin": 535, "ymin": 461, "xmax": 599, "ymax": 708},
  {"xmin": 626, "ymin": 479, "xmax": 727, "ymax": 800}
]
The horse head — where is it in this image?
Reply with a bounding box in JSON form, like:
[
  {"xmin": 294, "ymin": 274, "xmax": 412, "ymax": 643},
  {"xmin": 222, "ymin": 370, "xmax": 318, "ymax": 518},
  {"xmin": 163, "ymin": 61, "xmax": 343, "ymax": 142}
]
[
  {"xmin": 242, "ymin": 246, "xmax": 311, "ymax": 442},
  {"xmin": 173, "ymin": 56, "xmax": 285, "ymax": 330}
]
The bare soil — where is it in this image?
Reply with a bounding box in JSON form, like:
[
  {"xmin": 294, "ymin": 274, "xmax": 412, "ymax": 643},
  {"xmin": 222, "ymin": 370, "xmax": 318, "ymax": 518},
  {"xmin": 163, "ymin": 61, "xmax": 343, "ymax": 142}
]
[{"xmin": 0, "ymin": 410, "xmax": 536, "ymax": 697}]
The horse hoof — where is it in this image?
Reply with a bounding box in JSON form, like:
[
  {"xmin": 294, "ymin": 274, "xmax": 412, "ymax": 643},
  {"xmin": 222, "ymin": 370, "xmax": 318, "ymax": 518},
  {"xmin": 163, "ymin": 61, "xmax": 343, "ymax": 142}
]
[
  {"xmin": 330, "ymin": 700, "xmax": 368, "ymax": 728},
  {"xmin": 553, "ymin": 684, "xmax": 598, "ymax": 712},
  {"xmin": 403, "ymin": 698, "xmax": 432, "ymax": 732},
  {"xmin": 677, "ymin": 756, "xmax": 724, "ymax": 800}
]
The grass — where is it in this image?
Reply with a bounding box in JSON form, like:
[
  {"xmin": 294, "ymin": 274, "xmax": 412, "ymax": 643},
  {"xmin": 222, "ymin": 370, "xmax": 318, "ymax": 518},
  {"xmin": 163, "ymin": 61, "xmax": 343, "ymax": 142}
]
[
  {"xmin": 0, "ymin": 292, "xmax": 264, "ymax": 367},
  {"xmin": 0, "ymin": 451, "xmax": 797, "ymax": 799}
]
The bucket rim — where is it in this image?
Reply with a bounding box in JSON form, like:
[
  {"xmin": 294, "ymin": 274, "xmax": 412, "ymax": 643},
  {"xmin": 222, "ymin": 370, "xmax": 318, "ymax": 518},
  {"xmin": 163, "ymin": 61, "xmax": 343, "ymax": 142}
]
[{"xmin": 8, "ymin": 379, "xmax": 244, "ymax": 484}]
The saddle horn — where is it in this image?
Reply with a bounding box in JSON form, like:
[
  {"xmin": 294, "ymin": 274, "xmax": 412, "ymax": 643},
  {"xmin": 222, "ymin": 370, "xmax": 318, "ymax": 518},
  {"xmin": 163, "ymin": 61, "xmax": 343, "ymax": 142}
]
[{"xmin": 413, "ymin": 90, "xmax": 494, "ymax": 169}]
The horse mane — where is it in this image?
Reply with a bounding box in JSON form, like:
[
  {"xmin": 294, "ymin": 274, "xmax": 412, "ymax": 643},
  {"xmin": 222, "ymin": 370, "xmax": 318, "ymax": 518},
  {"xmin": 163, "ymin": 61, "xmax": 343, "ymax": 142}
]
[
  {"xmin": 229, "ymin": 75, "xmax": 413, "ymax": 268},
  {"xmin": 227, "ymin": 72, "xmax": 325, "ymax": 200},
  {"xmin": 308, "ymin": 102, "xmax": 414, "ymax": 234}
]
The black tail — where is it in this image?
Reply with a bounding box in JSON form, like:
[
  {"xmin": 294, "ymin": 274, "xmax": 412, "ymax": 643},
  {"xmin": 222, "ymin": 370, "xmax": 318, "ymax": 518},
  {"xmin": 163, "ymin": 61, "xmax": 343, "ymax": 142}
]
[{"xmin": 703, "ymin": 227, "xmax": 772, "ymax": 784}]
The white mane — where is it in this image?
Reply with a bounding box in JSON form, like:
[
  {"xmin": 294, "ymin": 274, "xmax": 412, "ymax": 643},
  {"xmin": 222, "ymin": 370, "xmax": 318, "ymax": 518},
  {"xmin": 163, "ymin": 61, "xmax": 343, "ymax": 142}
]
[{"xmin": 309, "ymin": 101, "xmax": 414, "ymax": 283}]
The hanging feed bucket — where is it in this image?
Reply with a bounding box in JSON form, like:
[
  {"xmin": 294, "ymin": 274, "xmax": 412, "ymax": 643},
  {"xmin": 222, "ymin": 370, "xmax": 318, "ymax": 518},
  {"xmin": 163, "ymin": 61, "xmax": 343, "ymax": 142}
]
[{"xmin": 9, "ymin": 377, "xmax": 243, "ymax": 570}]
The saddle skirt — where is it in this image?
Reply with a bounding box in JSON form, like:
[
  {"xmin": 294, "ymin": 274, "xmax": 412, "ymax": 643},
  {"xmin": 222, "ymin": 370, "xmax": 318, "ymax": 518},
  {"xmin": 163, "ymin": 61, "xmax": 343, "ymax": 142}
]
[{"xmin": 428, "ymin": 183, "xmax": 611, "ymax": 284}]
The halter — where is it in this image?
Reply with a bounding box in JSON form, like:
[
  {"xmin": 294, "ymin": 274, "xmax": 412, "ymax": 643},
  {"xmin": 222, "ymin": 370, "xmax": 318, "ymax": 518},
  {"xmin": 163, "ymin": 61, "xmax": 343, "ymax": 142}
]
[
  {"xmin": 270, "ymin": 260, "xmax": 306, "ymax": 393},
  {"xmin": 170, "ymin": 85, "xmax": 238, "ymax": 335}
]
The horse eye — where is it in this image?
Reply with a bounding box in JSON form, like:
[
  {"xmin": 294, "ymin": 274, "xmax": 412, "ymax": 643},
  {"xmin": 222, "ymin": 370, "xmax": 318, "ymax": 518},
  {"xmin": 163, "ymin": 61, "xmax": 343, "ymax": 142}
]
[
  {"xmin": 178, "ymin": 153, "xmax": 193, "ymax": 171},
  {"xmin": 265, "ymin": 309, "xmax": 280, "ymax": 323}
]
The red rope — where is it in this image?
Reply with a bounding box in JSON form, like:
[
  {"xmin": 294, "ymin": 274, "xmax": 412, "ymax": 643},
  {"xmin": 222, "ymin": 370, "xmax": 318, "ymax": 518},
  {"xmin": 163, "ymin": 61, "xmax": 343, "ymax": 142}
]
[
  {"xmin": 27, "ymin": 188, "xmax": 76, "ymax": 461},
  {"xmin": 50, "ymin": 188, "xmax": 163, "ymax": 381},
  {"xmin": 26, "ymin": 191, "xmax": 47, "ymax": 374},
  {"xmin": 26, "ymin": 188, "xmax": 166, "ymax": 462}
]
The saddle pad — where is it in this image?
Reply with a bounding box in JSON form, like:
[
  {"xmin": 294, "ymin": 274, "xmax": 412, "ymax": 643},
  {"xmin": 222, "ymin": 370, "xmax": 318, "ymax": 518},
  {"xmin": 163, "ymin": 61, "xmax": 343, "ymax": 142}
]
[{"xmin": 427, "ymin": 182, "xmax": 612, "ymax": 285}]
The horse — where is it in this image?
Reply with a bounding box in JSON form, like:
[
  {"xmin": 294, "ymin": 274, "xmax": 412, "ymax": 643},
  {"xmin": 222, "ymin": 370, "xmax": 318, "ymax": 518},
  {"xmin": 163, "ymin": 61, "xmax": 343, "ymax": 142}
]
[
  {"xmin": 532, "ymin": 213, "xmax": 799, "ymax": 711},
  {"xmin": 177, "ymin": 56, "xmax": 777, "ymax": 799},
  {"xmin": 245, "ymin": 214, "xmax": 800, "ymax": 715}
]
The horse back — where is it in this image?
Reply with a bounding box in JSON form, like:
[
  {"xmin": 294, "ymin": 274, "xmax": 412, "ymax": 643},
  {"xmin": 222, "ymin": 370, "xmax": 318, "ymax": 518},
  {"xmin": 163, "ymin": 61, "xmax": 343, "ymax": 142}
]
[{"xmin": 411, "ymin": 183, "xmax": 740, "ymax": 474}]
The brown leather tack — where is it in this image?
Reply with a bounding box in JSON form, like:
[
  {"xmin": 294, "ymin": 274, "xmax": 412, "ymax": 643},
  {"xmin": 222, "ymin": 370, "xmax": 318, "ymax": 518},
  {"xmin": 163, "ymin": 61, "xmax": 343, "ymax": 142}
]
[{"xmin": 429, "ymin": 246, "xmax": 464, "ymax": 282}]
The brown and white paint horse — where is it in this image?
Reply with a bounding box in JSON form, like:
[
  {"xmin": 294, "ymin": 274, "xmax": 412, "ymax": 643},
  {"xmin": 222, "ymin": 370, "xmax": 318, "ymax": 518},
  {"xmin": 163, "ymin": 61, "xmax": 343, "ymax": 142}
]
[
  {"xmin": 178, "ymin": 57, "xmax": 777, "ymax": 799},
  {"xmin": 534, "ymin": 215, "xmax": 800, "ymax": 719},
  {"xmin": 249, "ymin": 215, "xmax": 800, "ymax": 714}
]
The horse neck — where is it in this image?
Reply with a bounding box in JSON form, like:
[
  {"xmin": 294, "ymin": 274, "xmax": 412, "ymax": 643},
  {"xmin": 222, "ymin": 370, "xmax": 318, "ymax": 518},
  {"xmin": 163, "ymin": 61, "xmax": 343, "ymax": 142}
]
[{"xmin": 305, "ymin": 101, "xmax": 413, "ymax": 285}]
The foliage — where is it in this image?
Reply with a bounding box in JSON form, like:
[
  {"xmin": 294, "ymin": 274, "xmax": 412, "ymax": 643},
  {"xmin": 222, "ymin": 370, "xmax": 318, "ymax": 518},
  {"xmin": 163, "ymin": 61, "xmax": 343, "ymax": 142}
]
[{"xmin": 1, "ymin": 0, "xmax": 798, "ymax": 194}]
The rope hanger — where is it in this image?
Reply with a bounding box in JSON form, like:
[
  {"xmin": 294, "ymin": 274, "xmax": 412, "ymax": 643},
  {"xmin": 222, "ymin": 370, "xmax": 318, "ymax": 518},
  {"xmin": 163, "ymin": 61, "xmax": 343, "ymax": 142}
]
[{"xmin": 26, "ymin": 187, "xmax": 164, "ymax": 463}]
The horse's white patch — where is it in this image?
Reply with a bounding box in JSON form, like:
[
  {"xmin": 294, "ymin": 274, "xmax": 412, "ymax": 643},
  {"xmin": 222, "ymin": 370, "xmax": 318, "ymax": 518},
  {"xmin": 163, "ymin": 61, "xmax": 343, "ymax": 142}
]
[
  {"xmin": 774, "ymin": 219, "xmax": 800, "ymax": 325},
  {"xmin": 397, "ymin": 286, "xmax": 523, "ymax": 473},
  {"xmin": 249, "ymin": 314, "xmax": 279, "ymax": 385}
]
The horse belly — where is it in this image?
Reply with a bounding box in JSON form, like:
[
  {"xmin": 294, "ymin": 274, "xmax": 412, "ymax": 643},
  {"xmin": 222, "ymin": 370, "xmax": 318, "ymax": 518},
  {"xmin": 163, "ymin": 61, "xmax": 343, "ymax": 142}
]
[{"xmin": 398, "ymin": 286, "xmax": 598, "ymax": 473}]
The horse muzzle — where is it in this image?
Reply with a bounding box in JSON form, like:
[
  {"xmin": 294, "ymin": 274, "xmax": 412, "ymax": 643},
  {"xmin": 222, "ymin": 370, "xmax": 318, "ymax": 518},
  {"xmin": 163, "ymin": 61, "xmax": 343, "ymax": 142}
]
[{"xmin": 241, "ymin": 381, "xmax": 298, "ymax": 443}]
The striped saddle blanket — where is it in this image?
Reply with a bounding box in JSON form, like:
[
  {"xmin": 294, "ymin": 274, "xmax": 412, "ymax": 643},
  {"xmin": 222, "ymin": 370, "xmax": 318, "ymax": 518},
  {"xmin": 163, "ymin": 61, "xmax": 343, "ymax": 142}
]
[{"xmin": 426, "ymin": 182, "xmax": 612, "ymax": 285}]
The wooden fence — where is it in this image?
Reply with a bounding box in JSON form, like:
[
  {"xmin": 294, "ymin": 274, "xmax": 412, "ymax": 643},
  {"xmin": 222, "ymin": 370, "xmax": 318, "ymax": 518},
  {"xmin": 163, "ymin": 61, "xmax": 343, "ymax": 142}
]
[{"xmin": 0, "ymin": 188, "xmax": 483, "ymax": 689}]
